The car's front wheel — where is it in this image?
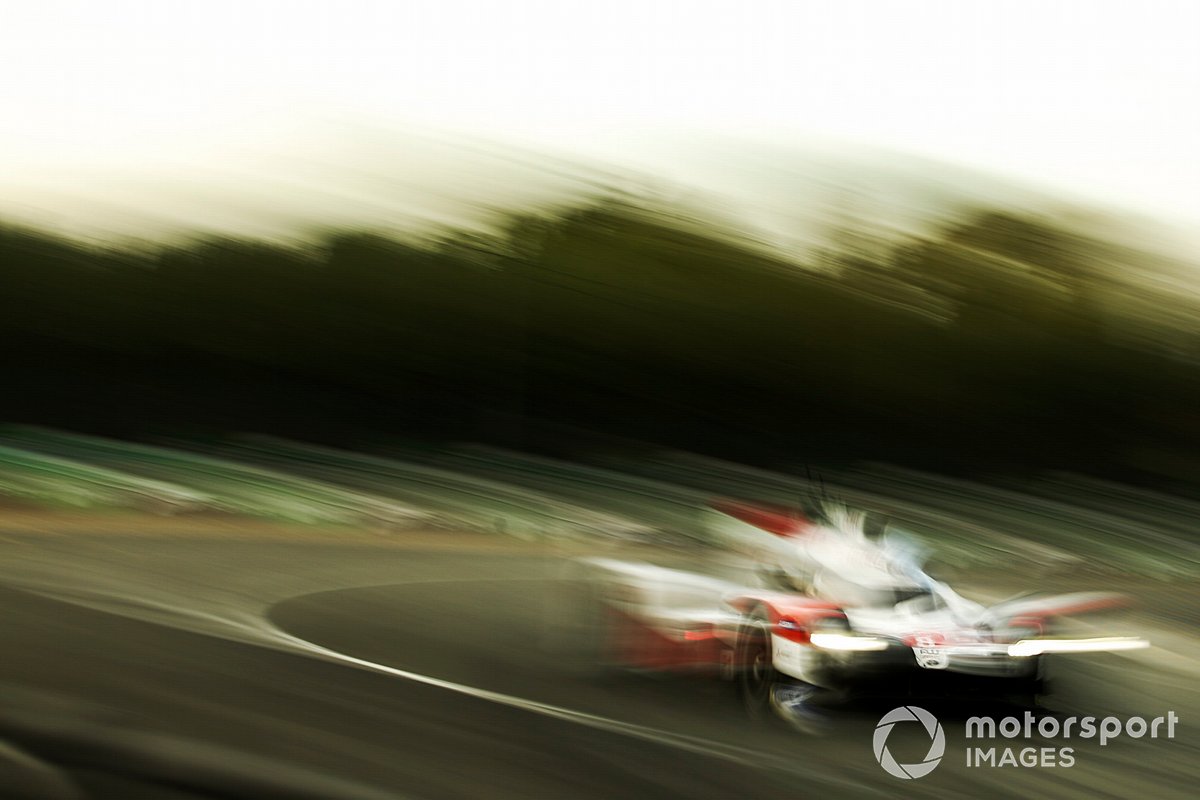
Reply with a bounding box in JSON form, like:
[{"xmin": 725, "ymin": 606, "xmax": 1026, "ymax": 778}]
[
  {"xmin": 735, "ymin": 607, "xmax": 828, "ymax": 733},
  {"xmin": 735, "ymin": 607, "xmax": 776, "ymax": 720}
]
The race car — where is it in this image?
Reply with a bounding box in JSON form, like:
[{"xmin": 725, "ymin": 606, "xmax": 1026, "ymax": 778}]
[{"xmin": 574, "ymin": 499, "xmax": 1148, "ymax": 730}]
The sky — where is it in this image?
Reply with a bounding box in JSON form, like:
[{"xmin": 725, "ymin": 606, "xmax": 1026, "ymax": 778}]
[{"xmin": 1, "ymin": 0, "xmax": 1197, "ymax": 244}]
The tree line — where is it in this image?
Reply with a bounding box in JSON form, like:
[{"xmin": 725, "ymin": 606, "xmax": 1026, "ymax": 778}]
[{"xmin": 2, "ymin": 196, "xmax": 1197, "ymax": 488}]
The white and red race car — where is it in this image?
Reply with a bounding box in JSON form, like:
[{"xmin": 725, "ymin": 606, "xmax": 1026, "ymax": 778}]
[{"xmin": 576, "ymin": 500, "xmax": 1147, "ymax": 729}]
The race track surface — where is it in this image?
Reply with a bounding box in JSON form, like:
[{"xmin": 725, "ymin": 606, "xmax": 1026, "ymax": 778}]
[{"xmin": 0, "ymin": 530, "xmax": 1195, "ymax": 799}]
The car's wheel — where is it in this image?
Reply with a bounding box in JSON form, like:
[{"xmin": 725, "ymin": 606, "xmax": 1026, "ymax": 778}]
[
  {"xmin": 736, "ymin": 607, "xmax": 776, "ymax": 720},
  {"xmin": 736, "ymin": 607, "xmax": 828, "ymax": 733},
  {"xmin": 1006, "ymin": 661, "xmax": 1047, "ymax": 709}
]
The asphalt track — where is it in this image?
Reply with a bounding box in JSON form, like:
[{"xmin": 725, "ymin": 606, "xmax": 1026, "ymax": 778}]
[{"xmin": 0, "ymin": 531, "xmax": 1196, "ymax": 799}]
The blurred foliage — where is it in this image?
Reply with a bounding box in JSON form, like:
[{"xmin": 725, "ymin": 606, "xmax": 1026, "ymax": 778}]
[{"xmin": 1, "ymin": 197, "xmax": 1198, "ymax": 487}]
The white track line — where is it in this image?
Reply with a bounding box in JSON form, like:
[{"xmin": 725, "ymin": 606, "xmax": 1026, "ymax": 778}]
[
  {"xmin": 271, "ymin": 625, "xmax": 761, "ymax": 760},
  {"xmin": 263, "ymin": 623, "xmax": 878, "ymax": 793},
  {"xmin": 4, "ymin": 578, "xmax": 874, "ymax": 792}
]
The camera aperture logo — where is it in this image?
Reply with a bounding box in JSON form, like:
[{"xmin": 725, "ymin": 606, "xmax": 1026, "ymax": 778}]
[
  {"xmin": 873, "ymin": 707, "xmax": 1180, "ymax": 778},
  {"xmin": 873, "ymin": 705, "xmax": 946, "ymax": 779}
]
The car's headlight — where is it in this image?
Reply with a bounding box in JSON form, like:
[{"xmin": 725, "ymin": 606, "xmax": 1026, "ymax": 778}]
[
  {"xmin": 1007, "ymin": 637, "xmax": 1149, "ymax": 657},
  {"xmin": 809, "ymin": 632, "xmax": 889, "ymax": 651}
]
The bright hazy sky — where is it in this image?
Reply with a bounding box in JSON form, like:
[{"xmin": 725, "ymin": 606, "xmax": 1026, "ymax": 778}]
[{"xmin": 2, "ymin": 1, "xmax": 1198, "ymax": 239}]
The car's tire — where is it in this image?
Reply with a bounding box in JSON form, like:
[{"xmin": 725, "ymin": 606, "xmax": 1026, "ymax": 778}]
[
  {"xmin": 1005, "ymin": 660, "xmax": 1047, "ymax": 709},
  {"xmin": 735, "ymin": 606, "xmax": 777, "ymax": 721},
  {"xmin": 735, "ymin": 606, "xmax": 829, "ymax": 733}
]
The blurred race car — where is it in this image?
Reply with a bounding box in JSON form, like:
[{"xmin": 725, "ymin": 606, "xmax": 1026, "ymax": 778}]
[{"xmin": 576, "ymin": 500, "xmax": 1148, "ymax": 730}]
